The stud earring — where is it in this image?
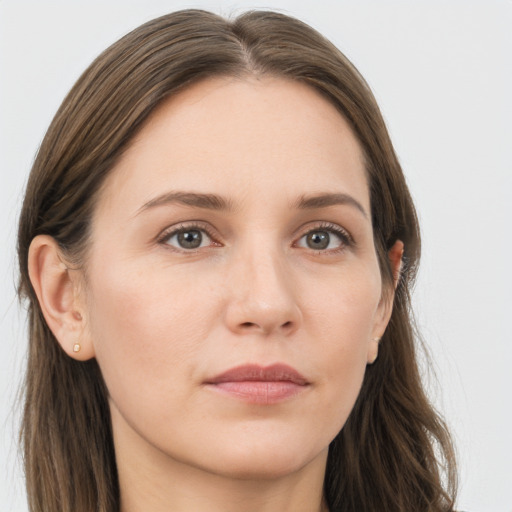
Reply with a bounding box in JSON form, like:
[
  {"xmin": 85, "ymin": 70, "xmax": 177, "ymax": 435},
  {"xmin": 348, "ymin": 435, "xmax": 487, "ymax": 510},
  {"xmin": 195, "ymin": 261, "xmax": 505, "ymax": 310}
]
[{"xmin": 73, "ymin": 343, "xmax": 81, "ymax": 353}]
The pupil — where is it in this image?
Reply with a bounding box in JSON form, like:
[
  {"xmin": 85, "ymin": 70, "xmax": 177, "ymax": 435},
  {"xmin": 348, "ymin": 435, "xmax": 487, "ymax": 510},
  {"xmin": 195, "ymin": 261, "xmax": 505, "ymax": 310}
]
[
  {"xmin": 178, "ymin": 230, "xmax": 202, "ymax": 249},
  {"xmin": 307, "ymin": 231, "xmax": 329, "ymax": 250}
]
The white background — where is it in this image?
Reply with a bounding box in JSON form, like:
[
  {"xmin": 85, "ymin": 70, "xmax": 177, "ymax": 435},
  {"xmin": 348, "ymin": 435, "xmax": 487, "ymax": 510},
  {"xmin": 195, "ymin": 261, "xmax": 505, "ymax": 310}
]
[{"xmin": 1, "ymin": 1, "xmax": 510, "ymax": 511}]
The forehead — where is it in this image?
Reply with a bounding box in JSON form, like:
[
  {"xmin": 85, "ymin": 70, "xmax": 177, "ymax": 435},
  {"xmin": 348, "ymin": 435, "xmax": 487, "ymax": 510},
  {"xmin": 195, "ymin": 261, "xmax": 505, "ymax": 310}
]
[{"xmin": 95, "ymin": 76, "xmax": 369, "ymax": 218}]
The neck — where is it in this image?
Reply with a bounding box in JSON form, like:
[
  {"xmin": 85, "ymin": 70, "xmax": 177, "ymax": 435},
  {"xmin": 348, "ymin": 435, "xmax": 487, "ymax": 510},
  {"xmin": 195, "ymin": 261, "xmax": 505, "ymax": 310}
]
[
  {"xmin": 112, "ymin": 407, "xmax": 329, "ymax": 512},
  {"xmin": 119, "ymin": 457, "xmax": 329, "ymax": 512}
]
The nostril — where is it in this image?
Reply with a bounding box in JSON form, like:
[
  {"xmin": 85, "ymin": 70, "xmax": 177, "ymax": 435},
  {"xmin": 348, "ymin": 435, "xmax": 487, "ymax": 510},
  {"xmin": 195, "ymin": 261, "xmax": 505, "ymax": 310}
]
[{"xmin": 239, "ymin": 321, "xmax": 294, "ymax": 331}]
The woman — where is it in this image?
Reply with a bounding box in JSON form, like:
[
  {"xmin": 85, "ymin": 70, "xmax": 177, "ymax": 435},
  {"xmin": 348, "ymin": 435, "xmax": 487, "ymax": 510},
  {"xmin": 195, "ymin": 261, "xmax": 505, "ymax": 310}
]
[{"xmin": 17, "ymin": 9, "xmax": 457, "ymax": 512}]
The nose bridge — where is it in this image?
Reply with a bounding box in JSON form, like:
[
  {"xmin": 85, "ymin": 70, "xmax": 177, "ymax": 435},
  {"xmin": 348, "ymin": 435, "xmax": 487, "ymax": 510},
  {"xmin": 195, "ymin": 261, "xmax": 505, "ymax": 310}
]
[
  {"xmin": 247, "ymin": 244, "xmax": 287, "ymax": 299},
  {"xmin": 225, "ymin": 233, "xmax": 301, "ymax": 336}
]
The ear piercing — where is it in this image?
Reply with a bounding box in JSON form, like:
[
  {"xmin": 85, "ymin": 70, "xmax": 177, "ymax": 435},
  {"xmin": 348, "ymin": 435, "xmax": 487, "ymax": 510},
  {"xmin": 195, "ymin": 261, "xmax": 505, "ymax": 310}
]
[
  {"xmin": 372, "ymin": 337, "xmax": 381, "ymax": 343},
  {"xmin": 73, "ymin": 343, "xmax": 81, "ymax": 353}
]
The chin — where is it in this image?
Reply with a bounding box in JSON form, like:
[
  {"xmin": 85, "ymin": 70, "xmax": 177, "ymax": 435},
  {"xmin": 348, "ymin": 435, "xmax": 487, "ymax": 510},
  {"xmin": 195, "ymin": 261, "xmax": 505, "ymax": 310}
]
[{"xmin": 195, "ymin": 438, "xmax": 328, "ymax": 481}]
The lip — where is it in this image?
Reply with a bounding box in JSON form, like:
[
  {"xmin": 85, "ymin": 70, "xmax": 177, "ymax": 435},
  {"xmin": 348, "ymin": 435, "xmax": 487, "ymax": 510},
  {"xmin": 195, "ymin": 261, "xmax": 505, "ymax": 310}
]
[{"xmin": 204, "ymin": 363, "xmax": 309, "ymax": 404}]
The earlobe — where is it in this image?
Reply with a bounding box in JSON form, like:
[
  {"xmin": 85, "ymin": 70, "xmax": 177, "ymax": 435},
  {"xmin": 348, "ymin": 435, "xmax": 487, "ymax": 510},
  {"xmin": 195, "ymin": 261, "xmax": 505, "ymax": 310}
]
[
  {"xmin": 366, "ymin": 337, "xmax": 381, "ymax": 365},
  {"xmin": 27, "ymin": 235, "xmax": 95, "ymax": 360}
]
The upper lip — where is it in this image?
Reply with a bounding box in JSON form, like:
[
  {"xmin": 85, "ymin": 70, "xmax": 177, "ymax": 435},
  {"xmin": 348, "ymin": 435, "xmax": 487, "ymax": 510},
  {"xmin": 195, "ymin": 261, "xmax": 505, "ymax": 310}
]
[{"xmin": 205, "ymin": 363, "xmax": 309, "ymax": 385}]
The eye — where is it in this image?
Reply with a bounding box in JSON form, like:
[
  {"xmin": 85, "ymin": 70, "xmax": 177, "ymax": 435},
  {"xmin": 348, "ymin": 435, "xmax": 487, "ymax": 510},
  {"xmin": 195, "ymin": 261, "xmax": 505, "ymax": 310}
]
[
  {"xmin": 296, "ymin": 224, "xmax": 351, "ymax": 252},
  {"xmin": 160, "ymin": 225, "xmax": 215, "ymax": 251}
]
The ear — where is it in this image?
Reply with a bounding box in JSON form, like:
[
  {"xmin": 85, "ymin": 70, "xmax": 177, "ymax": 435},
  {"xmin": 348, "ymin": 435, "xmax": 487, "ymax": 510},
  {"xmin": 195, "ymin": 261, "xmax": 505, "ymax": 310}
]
[
  {"xmin": 28, "ymin": 235, "xmax": 95, "ymax": 360},
  {"xmin": 367, "ymin": 239, "xmax": 404, "ymax": 364}
]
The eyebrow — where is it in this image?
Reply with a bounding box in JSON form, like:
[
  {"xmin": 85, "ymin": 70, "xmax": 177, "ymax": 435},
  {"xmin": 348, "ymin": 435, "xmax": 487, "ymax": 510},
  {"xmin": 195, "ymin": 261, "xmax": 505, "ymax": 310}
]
[
  {"xmin": 137, "ymin": 191, "xmax": 234, "ymax": 214},
  {"xmin": 294, "ymin": 193, "xmax": 368, "ymax": 218},
  {"xmin": 137, "ymin": 190, "xmax": 367, "ymax": 218}
]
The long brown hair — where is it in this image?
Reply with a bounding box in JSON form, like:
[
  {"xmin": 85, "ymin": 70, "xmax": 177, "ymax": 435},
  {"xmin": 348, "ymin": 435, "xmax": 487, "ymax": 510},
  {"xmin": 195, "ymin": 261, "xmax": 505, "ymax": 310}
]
[{"xmin": 17, "ymin": 9, "xmax": 457, "ymax": 512}]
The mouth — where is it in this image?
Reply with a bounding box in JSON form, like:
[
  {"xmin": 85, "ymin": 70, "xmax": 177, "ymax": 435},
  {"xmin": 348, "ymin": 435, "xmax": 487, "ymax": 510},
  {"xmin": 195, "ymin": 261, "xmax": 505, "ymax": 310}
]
[{"xmin": 203, "ymin": 363, "xmax": 310, "ymax": 405}]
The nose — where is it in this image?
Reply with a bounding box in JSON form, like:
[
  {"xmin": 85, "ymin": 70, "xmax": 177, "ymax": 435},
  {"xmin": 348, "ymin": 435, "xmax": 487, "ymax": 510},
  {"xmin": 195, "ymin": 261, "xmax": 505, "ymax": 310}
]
[{"xmin": 223, "ymin": 247, "xmax": 302, "ymax": 337}]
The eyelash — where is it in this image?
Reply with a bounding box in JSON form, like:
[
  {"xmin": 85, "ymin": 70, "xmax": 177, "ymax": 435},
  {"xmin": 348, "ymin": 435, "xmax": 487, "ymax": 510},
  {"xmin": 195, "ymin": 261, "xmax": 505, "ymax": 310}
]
[{"xmin": 157, "ymin": 221, "xmax": 353, "ymax": 254}]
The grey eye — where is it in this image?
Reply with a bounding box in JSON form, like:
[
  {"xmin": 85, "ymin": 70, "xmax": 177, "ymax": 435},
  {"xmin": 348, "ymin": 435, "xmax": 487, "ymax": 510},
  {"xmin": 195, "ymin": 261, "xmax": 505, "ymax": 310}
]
[
  {"xmin": 297, "ymin": 229, "xmax": 344, "ymax": 251},
  {"xmin": 177, "ymin": 230, "xmax": 202, "ymax": 249},
  {"xmin": 166, "ymin": 229, "xmax": 211, "ymax": 250},
  {"xmin": 306, "ymin": 231, "xmax": 329, "ymax": 249}
]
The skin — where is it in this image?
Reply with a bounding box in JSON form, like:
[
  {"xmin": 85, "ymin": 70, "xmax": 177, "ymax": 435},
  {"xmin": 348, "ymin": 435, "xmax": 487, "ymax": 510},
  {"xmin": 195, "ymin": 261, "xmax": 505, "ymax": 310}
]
[{"xmin": 29, "ymin": 76, "xmax": 402, "ymax": 512}]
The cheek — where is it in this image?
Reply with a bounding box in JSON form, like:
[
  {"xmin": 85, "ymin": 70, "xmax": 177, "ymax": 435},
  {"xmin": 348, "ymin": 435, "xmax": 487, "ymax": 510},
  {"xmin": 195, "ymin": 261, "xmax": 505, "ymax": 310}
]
[
  {"xmin": 85, "ymin": 261, "xmax": 221, "ymax": 411},
  {"xmin": 303, "ymin": 259, "xmax": 381, "ymax": 345},
  {"xmin": 301, "ymin": 263, "xmax": 381, "ymax": 422}
]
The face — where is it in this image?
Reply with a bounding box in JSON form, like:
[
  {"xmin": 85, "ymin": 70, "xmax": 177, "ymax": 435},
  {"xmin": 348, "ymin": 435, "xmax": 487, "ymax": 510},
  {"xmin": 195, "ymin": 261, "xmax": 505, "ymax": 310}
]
[{"xmin": 81, "ymin": 76, "xmax": 392, "ymax": 480}]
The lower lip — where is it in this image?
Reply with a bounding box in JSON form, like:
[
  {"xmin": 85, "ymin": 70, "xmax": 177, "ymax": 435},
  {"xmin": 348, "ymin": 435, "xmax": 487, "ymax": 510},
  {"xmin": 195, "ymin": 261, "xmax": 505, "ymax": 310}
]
[{"xmin": 206, "ymin": 381, "xmax": 307, "ymax": 404}]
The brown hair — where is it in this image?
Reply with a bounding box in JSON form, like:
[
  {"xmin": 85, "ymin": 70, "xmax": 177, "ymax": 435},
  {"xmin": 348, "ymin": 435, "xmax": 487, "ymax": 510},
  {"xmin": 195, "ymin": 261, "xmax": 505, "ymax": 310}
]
[{"xmin": 17, "ymin": 9, "xmax": 457, "ymax": 512}]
